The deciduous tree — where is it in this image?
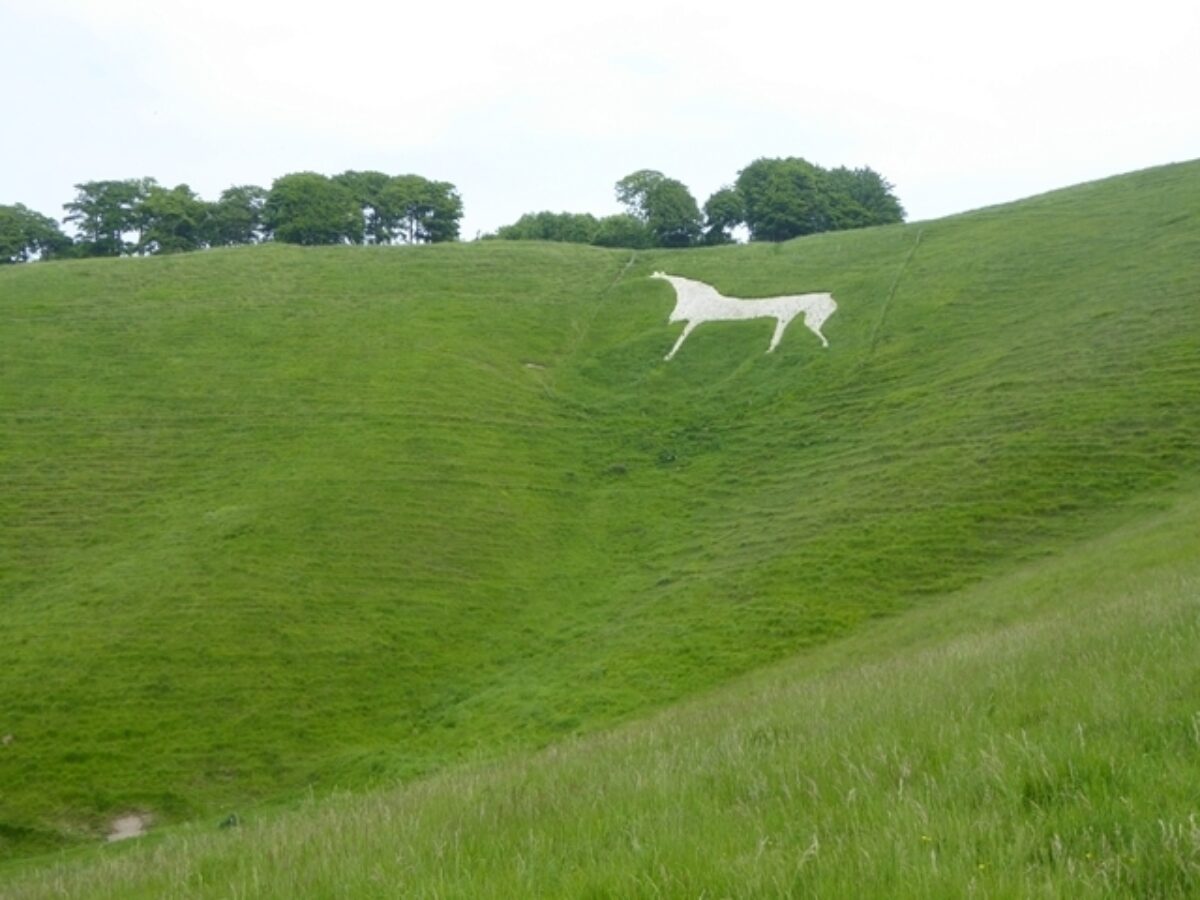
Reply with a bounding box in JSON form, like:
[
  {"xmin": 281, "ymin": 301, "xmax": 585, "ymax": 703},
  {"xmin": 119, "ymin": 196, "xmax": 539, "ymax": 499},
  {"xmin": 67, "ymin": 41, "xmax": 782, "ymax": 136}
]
[
  {"xmin": 701, "ymin": 187, "xmax": 745, "ymax": 245},
  {"xmin": 591, "ymin": 214, "xmax": 653, "ymax": 249},
  {"xmin": 262, "ymin": 173, "xmax": 363, "ymax": 246},
  {"xmin": 63, "ymin": 178, "xmax": 153, "ymax": 256},
  {"xmin": 206, "ymin": 185, "xmax": 267, "ymax": 247},
  {"xmin": 735, "ymin": 158, "xmax": 826, "ymax": 242},
  {"xmin": 823, "ymin": 166, "xmax": 905, "ymax": 229},
  {"xmin": 334, "ymin": 171, "xmax": 394, "ymax": 244},
  {"xmin": 0, "ymin": 204, "xmax": 71, "ymax": 263},
  {"xmin": 136, "ymin": 183, "xmax": 208, "ymax": 255},
  {"xmin": 381, "ymin": 175, "xmax": 462, "ymax": 244},
  {"xmin": 735, "ymin": 158, "xmax": 904, "ymax": 241},
  {"xmin": 495, "ymin": 211, "xmax": 600, "ymax": 243},
  {"xmin": 615, "ymin": 169, "xmax": 701, "ymax": 248}
]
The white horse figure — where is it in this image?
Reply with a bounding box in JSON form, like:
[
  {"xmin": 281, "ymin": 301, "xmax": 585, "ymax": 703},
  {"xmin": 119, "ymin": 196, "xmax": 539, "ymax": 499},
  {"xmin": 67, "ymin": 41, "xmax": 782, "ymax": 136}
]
[{"xmin": 651, "ymin": 272, "xmax": 837, "ymax": 361}]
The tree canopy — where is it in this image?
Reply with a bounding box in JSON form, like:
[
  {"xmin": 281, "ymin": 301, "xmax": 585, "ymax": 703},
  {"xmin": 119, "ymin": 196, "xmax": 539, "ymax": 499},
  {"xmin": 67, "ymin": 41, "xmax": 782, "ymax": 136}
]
[
  {"xmin": 62, "ymin": 179, "xmax": 153, "ymax": 257},
  {"xmin": 591, "ymin": 213, "xmax": 652, "ymax": 249},
  {"xmin": 489, "ymin": 210, "xmax": 653, "ymax": 249},
  {"xmin": 333, "ymin": 170, "xmax": 393, "ymax": 244},
  {"xmin": 495, "ymin": 211, "xmax": 601, "ymax": 243},
  {"xmin": 136, "ymin": 183, "xmax": 208, "ymax": 255},
  {"xmin": 0, "ymin": 204, "xmax": 71, "ymax": 264},
  {"xmin": 615, "ymin": 169, "xmax": 702, "ymax": 248},
  {"xmin": 262, "ymin": 173, "xmax": 364, "ymax": 246},
  {"xmin": 2, "ymin": 154, "xmax": 902, "ymax": 265},
  {"xmin": 381, "ymin": 175, "xmax": 463, "ymax": 244},
  {"xmin": 0, "ymin": 168, "xmax": 465, "ymax": 264},
  {"xmin": 736, "ymin": 157, "xmax": 904, "ymax": 241},
  {"xmin": 492, "ymin": 170, "xmax": 702, "ymax": 249},
  {"xmin": 495, "ymin": 157, "xmax": 900, "ymax": 251},
  {"xmin": 206, "ymin": 185, "xmax": 267, "ymax": 247},
  {"xmin": 701, "ymin": 187, "xmax": 745, "ymax": 245}
]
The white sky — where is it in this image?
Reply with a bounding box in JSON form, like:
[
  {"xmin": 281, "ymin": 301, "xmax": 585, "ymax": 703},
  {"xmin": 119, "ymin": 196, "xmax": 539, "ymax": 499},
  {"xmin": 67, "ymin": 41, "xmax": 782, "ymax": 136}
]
[{"xmin": 2, "ymin": 0, "xmax": 1198, "ymax": 239}]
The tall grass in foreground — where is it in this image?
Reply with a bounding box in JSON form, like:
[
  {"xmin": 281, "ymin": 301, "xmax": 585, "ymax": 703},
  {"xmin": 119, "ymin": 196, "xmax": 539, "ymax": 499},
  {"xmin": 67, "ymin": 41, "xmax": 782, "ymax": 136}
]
[{"xmin": 8, "ymin": 489, "xmax": 1199, "ymax": 898}]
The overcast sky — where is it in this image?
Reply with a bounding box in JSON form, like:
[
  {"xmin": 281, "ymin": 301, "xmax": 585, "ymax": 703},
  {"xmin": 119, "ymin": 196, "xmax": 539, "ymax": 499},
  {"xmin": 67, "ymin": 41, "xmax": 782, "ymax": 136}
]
[{"xmin": 3, "ymin": 0, "xmax": 1198, "ymax": 239}]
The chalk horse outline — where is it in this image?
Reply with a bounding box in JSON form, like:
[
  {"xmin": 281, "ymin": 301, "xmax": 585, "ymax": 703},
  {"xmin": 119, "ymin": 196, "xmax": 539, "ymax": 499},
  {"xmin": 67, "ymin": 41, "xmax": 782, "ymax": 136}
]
[{"xmin": 651, "ymin": 272, "xmax": 836, "ymax": 361}]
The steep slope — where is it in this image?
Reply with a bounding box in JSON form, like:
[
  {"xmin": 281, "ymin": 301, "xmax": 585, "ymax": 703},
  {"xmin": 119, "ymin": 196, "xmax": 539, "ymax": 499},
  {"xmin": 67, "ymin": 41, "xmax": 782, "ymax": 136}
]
[
  {"xmin": 1, "ymin": 161, "xmax": 1198, "ymax": 856},
  {"xmin": 5, "ymin": 480, "xmax": 1198, "ymax": 897}
]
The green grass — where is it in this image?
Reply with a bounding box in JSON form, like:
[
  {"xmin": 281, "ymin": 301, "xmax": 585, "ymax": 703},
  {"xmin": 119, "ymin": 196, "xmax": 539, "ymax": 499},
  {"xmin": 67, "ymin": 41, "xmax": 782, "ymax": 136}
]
[
  {"xmin": 1, "ymin": 159, "xmax": 1199, "ymax": 877},
  {"xmin": 5, "ymin": 479, "xmax": 1199, "ymax": 897}
]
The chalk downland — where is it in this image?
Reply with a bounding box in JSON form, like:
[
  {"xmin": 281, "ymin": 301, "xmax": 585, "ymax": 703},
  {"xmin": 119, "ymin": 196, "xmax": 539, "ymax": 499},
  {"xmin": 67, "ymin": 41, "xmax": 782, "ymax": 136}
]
[{"xmin": 1, "ymin": 161, "xmax": 1199, "ymax": 884}]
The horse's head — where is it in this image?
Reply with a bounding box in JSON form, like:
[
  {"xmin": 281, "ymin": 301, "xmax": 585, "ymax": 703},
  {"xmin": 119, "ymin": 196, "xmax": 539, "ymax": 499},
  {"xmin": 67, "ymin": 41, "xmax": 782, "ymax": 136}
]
[{"xmin": 649, "ymin": 272, "xmax": 691, "ymax": 323}]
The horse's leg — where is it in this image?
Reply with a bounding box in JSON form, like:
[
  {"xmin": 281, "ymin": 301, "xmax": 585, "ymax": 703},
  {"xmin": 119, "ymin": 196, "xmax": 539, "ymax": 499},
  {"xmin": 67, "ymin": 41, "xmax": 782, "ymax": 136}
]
[
  {"xmin": 804, "ymin": 308, "xmax": 830, "ymax": 348},
  {"xmin": 665, "ymin": 321, "xmax": 696, "ymax": 360},
  {"xmin": 804, "ymin": 297, "xmax": 834, "ymax": 348},
  {"xmin": 767, "ymin": 316, "xmax": 791, "ymax": 353}
]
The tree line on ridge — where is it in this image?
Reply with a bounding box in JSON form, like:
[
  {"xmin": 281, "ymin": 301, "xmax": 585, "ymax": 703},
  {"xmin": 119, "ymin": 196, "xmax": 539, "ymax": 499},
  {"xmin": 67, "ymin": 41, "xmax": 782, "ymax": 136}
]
[
  {"xmin": 489, "ymin": 158, "xmax": 904, "ymax": 247},
  {"xmin": 0, "ymin": 171, "xmax": 462, "ymax": 263},
  {"xmin": 1, "ymin": 157, "xmax": 904, "ymax": 264}
]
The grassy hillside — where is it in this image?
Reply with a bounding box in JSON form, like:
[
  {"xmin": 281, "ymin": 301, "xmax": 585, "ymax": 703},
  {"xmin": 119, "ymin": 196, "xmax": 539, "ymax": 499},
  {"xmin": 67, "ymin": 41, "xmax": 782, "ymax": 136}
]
[
  {"xmin": 2, "ymin": 160, "xmax": 1199, "ymax": 863},
  {"xmin": 5, "ymin": 477, "xmax": 1199, "ymax": 897}
]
